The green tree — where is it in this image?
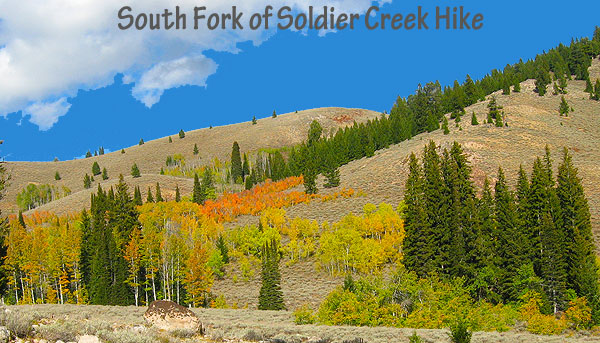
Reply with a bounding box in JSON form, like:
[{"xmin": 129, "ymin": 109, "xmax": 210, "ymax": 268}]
[
  {"xmin": 169, "ymin": 136, "xmax": 173, "ymax": 143},
  {"xmin": 201, "ymin": 168, "xmax": 216, "ymax": 202},
  {"xmin": 102, "ymin": 167, "xmax": 108, "ymax": 180},
  {"xmin": 559, "ymin": 96, "xmax": 571, "ymax": 116},
  {"xmin": 272, "ymin": 110, "xmax": 277, "ymax": 118},
  {"xmin": 155, "ymin": 183, "xmax": 163, "ymax": 202},
  {"xmin": 307, "ymin": 120, "xmax": 323, "ymax": 146},
  {"xmin": 231, "ymin": 142, "xmax": 243, "ymax": 183},
  {"xmin": 471, "ymin": 112, "xmax": 479, "ymax": 125},
  {"xmin": 258, "ymin": 239, "xmax": 285, "ymax": 310},
  {"xmin": 179, "ymin": 129, "xmax": 186, "ymax": 139},
  {"xmin": 192, "ymin": 173, "xmax": 202, "ymax": 204},
  {"xmin": 556, "ymin": 148, "xmax": 600, "ymax": 321},
  {"xmin": 558, "ymin": 75, "xmax": 568, "ymax": 94},
  {"xmin": 193, "ymin": 144, "xmax": 199, "ymax": 155},
  {"xmin": 84, "ymin": 174, "xmax": 92, "ymax": 189},
  {"xmin": 99, "ymin": 146, "xmax": 105, "ymax": 155},
  {"xmin": 592, "ymin": 79, "xmax": 600, "ymax": 101},
  {"xmin": 86, "ymin": 150, "xmax": 92, "ymax": 158},
  {"xmin": 133, "ymin": 186, "xmax": 142, "ymax": 206},
  {"xmin": 54, "ymin": 171, "xmax": 61, "ymax": 180},
  {"xmin": 175, "ymin": 184, "xmax": 181, "ymax": 202},
  {"xmin": 216, "ymin": 235, "xmax": 229, "ymax": 264},
  {"xmin": 139, "ymin": 138, "xmax": 144, "ymax": 145},
  {"xmin": 252, "ymin": 116, "xmax": 257, "ymax": 125},
  {"xmin": 442, "ymin": 117, "xmax": 450, "ymax": 134},
  {"xmin": 121, "ymin": 149, "xmax": 125, "ymax": 154},
  {"xmin": 513, "ymin": 81, "xmax": 521, "ymax": 93},
  {"xmin": 534, "ymin": 68, "xmax": 551, "ymax": 96},
  {"xmin": 242, "ymin": 153, "xmax": 250, "ymax": 179},
  {"xmin": 92, "ymin": 162, "xmax": 101, "ymax": 176},
  {"xmin": 585, "ymin": 78, "xmax": 594, "ymax": 94},
  {"xmin": 487, "ymin": 96, "xmax": 503, "ymax": 124},
  {"xmin": 146, "ymin": 187, "xmax": 154, "ymax": 203},
  {"xmin": 131, "ymin": 163, "xmax": 141, "ymax": 178}
]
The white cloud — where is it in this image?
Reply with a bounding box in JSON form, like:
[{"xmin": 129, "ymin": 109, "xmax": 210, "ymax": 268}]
[
  {"xmin": 0, "ymin": 0, "xmax": 389, "ymax": 129},
  {"xmin": 132, "ymin": 55, "xmax": 218, "ymax": 107},
  {"xmin": 24, "ymin": 97, "xmax": 71, "ymax": 131}
]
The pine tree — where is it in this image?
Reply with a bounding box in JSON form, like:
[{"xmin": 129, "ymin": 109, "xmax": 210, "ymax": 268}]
[
  {"xmin": 102, "ymin": 168, "xmax": 108, "ymax": 180},
  {"xmin": 139, "ymin": 138, "xmax": 144, "ymax": 146},
  {"xmin": 155, "ymin": 183, "xmax": 163, "ymax": 202},
  {"xmin": 307, "ymin": 120, "xmax": 323, "ymax": 146},
  {"xmin": 558, "ymin": 75, "xmax": 568, "ymax": 94},
  {"xmin": 18, "ymin": 211, "xmax": 26, "ymax": 228},
  {"xmin": 403, "ymin": 152, "xmax": 432, "ymax": 277},
  {"xmin": 201, "ymin": 168, "xmax": 215, "ymax": 202},
  {"xmin": 487, "ymin": 96, "xmax": 503, "ymax": 123},
  {"xmin": 83, "ymin": 174, "xmax": 92, "ymax": 189},
  {"xmin": 54, "ymin": 171, "xmax": 61, "ymax": 180},
  {"xmin": 442, "ymin": 117, "xmax": 450, "ymax": 134},
  {"xmin": 146, "ymin": 187, "xmax": 154, "ymax": 203},
  {"xmin": 584, "ymin": 78, "xmax": 593, "ymax": 94},
  {"xmin": 559, "ymin": 96, "xmax": 571, "ymax": 116},
  {"xmin": 133, "ymin": 186, "xmax": 142, "ymax": 206},
  {"xmin": 471, "ymin": 111, "xmax": 479, "ymax": 125},
  {"xmin": 245, "ymin": 173, "xmax": 254, "ymax": 190},
  {"xmin": 131, "ymin": 163, "xmax": 141, "ymax": 178},
  {"xmin": 535, "ymin": 68, "xmax": 551, "ymax": 96},
  {"xmin": 540, "ymin": 211, "xmax": 567, "ymax": 314},
  {"xmin": 495, "ymin": 111, "xmax": 504, "ymax": 127},
  {"xmin": 121, "ymin": 149, "xmax": 125, "ymax": 154},
  {"xmin": 99, "ymin": 146, "xmax": 105, "ymax": 155},
  {"xmin": 169, "ymin": 136, "xmax": 173, "ymax": 143},
  {"xmin": 231, "ymin": 142, "xmax": 243, "ymax": 183},
  {"xmin": 92, "ymin": 162, "xmax": 101, "ymax": 176},
  {"xmin": 502, "ymin": 81, "xmax": 511, "ymax": 95},
  {"xmin": 272, "ymin": 110, "xmax": 277, "ymax": 118},
  {"xmin": 216, "ymin": 235, "xmax": 229, "ymax": 264},
  {"xmin": 556, "ymin": 148, "xmax": 600, "ymax": 321},
  {"xmin": 175, "ymin": 184, "xmax": 181, "ymax": 202},
  {"xmin": 86, "ymin": 150, "xmax": 92, "ymax": 158},
  {"xmin": 179, "ymin": 129, "xmax": 185, "ymax": 139},
  {"xmin": 193, "ymin": 144, "xmax": 199, "ymax": 155},
  {"xmin": 252, "ymin": 116, "xmax": 257, "ymax": 125},
  {"xmin": 258, "ymin": 239, "xmax": 285, "ymax": 310},
  {"xmin": 242, "ymin": 154, "xmax": 250, "ymax": 179},
  {"xmin": 192, "ymin": 173, "xmax": 202, "ymax": 204}
]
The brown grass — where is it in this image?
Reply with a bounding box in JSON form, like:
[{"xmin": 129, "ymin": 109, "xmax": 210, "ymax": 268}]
[{"xmin": 5, "ymin": 304, "xmax": 600, "ymax": 343}]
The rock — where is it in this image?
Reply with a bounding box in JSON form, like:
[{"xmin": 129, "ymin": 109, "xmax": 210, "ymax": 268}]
[
  {"xmin": 0, "ymin": 326, "xmax": 9, "ymax": 343},
  {"xmin": 77, "ymin": 336, "xmax": 100, "ymax": 343},
  {"xmin": 144, "ymin": 300, "xmax": 202, "ymax": 332},
  {"xmin": 131, "ymin": 325, "xmax": 147, "ymax": 334}
]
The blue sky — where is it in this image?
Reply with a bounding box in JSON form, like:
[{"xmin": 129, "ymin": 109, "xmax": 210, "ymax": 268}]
[{"xmin": 0, "ymin": 0, "xmax": 599, "ymax": 161}]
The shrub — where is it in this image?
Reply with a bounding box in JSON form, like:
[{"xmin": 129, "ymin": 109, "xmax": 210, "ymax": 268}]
[
  {"xmin": 408, "ymin": 331, "xmax": 424, "ymax": 343},
  {"xmin": 448, "ymin": 320, "xmax": 472, "ymax": 343},
  {"xmin": 294, "ymin": 304, "xmax": 316, "ymax": 325},
  {"xmin": 35, "ymin": 320, "xmax": 78, "ymax": 342},
  {"xmin": 565, "ymin": 297, "xmax": 592, "ymax": 330},
  {"xmin": 0, "ymin": 310, "xmax": 35, "ymax": 338}
]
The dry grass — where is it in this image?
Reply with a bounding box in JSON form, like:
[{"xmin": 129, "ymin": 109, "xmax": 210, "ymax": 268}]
[
  {"xmin": 5, "ymin": 305, "xmax": 600, "ymax": 343},
  {"xmin": 0, "ymin": 107, "xmax": 380, "ymax": 216}
]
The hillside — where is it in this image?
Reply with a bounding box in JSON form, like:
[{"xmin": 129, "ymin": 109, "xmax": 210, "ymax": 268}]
[{"xmin": 0, "ymin": 107, "xmax": 380, "ymax": 216}]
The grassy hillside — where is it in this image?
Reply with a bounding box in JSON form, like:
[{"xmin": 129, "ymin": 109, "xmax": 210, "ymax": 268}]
[{"xmin": 1, "ymin": 107, "xmax": 380, "ymax": 216}]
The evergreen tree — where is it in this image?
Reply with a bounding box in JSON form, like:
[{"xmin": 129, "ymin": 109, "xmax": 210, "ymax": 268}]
[
  {"xmin": 495, "ymin": 111, "xmax": 504, "ymax": 127},
  {"xmin": 133, "ymin": 186, "xmax": 142, "ymax": 206},
  {"xmin": 201, "ymin": 168, "xmax": 215, "ymax": 202},
  {"xmin": 155, "ymin": 183, "xmax": 163, "ymax": 202},
  {"xmin": 585, "ymin": 78, "xmax": 594, "ymax": 94},
  {"xmin": 175, "ymin": 184, "xmax": 181, "ymax": 202},
  {"xmin": 131, "ymin": 163, "xmax": 141, "ymax": 178},
  {"xmin": 231, "ymin": 142, "xmax": 243, "ymax": 183},
  {"xmin": 86, "ymin": 150, "xmax": 92, "ymax": 158},
  {"xmin": 192, "ymin": 173, "xmax": 202, "ymax": 204},
  {"xmin": 121, "ymin": 149, "xmax": 125, "ymax": 154},
  {"xmin": 403, "ymin": 153, "xmax": 432, "ymax": 277},
  {"xmin": 539, "ymin": 211, "xmax": 568, "ymax": 314},
  {"xmin": 258, "ymin": 239, "xmax": 285, "ymax": 310},
  {"xmin": 102, "ymin": 167, "xmax": 108, "ymax": 180},
  {"xmin": 55, "ymin": 171, "xmax": 61, "ymax": 180},
  {"xmin": 556, "ymin": 148, "xmax": 600, "ymax": 321},
  {"xmin": 146, "ymin": 187, "xmax": 154, "ymax": 203},
  {"xmin": 307, "ymin": 120, "xmax": 323, "ymax": 146},
  {"xmin": 245, "ymin": 172, "xmax": 254, "ymax": 190},
  {"xmin": 534, "ymin": 68, "xmax": 551, "ymax": 96},
  {"xmin": 216, "ymin": 235, "xmax": 229, "ymax": 264},
  {"xmin": 487, "ymin": 97, "xmax": 503, "ymax": 123},
  {"xmin": 471, "ymin": 112, "xmax": 479, "ymax": 125},
  {"xmin": 252, "ymin": 116, "xmax": 257, "ymax": 125},
  {"xmin": 272, "ymin": 110, "xmax": 277, "ymax": 118},
  {"xmin": 84, "ymin": 174, "xmax": 92, "ymax": 189},
  {"xmin": 193, "ymin": 144, "xmax": 199, "ymax": 156},
  {"xmin": 559, "ymin": 96, "xmax": 571, "ymax": 116},
  {"xmin": 99, "ymin": 146, "xmax": 105, "ymax": 155},
  {"xmin": 558, "ymin": 75, "xmax": 568, "ymax": 94},
  {"xmin": 169, "ymin": 136, "xmax": 173, "ymax": 143},
  {"xmin": 17, "ymin": 211, "xmax": 26, "ymax": 228},
  {"xmin": 442, "ymin": 117, "xmax": 450, "ymax": 134},
  {"xmin": 179, "ymin": 129, "xmax": 186, "ymax": 139},
  {"xmin": 139, "ymin": 138, "xmax": 144, "ymax": 146}
]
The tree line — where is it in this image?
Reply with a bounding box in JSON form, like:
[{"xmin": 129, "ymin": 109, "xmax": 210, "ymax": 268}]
[{"xmin": 403, "ymin": 141, "xmax": 599, "ymax": 321}]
